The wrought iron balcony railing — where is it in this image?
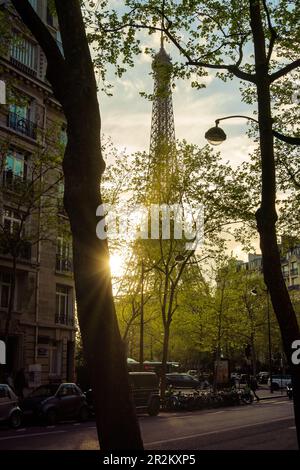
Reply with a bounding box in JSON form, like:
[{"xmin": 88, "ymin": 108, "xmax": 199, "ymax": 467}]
[
  {"xmin": 288, "ymin": 284, "xmax": 300, "ymax": 291},
  {"xmin": 56, "ymin": 255, "xmax": 73, "ymax": 273},
  {"xmin": 0, "ymin": 236, "xmax": 32, "ymax": 261},
  {"xmin": 2, "ymin": 171, "xmax": 32, "ymax": 194},
  {"xmin": 10, "ymin": 57, "xmax": 37, "ymax": 78},
  {"xmin": 7, "ymin": 112, "xmax": 37, "ymax": 139}
]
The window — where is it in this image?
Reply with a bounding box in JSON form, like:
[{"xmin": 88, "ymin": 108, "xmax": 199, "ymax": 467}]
[
  {"xmin": 10, "ymin": 32, "xmax": 37, "ymax": 71},
  {"xmin": 28, "ymin": 0, "xmax": 37, "ymax": 10},
  {"xmin": 0, "ymin": 385, "xmax": 10, "ymax": 400},
  {"xmin": 47, "ymin": 2, "xmax": 54, "ymax": 26},
  {"xmin": 56, "ymin": 237, "xmax": 72, "ymax": 273},
  {"xmin": 60, "ymin": 126, "xmax": 67, "ymax": 146},
  {"xmin": 58, "ymin": 384, "xmax": 74, "ymax": 396},
  {"xmin": 3, "ymin": 150, "xmax": 27, "ymax": 187},
  {"xmin": 291, "ymin": 261, "xmax": 298, "ymax": 276},
  {"xmin": 0, "ymin": 272, "xmax": 11, "ymax": 309},
  {"xmin": 3, "ymin": 209, "xmax": 22, "ymax": 235},
  {"xmin": 8, "ymin": 99, "xmax": 37, "ymax": 139},
  {"xmin": 56, "ymin": 31, "xmax": 64, "ymax": 56},
  {"xmin": 56, "ymin": 285, "xmax": 73, "ymax": 325}
]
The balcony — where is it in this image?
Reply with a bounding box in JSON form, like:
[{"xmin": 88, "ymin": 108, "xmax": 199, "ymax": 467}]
[
  {"xmin": 7, "ymin": 112, "xmax": 37, "ymax": 140},
  {"xmin": 0, "ymin": 236, "xmax": 31, "ymax": 261},
  {"xmin": 55, "ymin": 314, "xmax": 74, "ymax": 327},
  {"xmin": 288, "ymin": 285, "xmax": 300, "ymax": 291},
  {"xmin": 10, "ymin": 57, "xmax": 37, "ymax": 78},
  {"xmin": 56, "ymin": 255, "xmax": 73, "ymax": 274},
  {"xmin": 2, "ymin": 171, "xmax": 32, "ymax": 194},
  {"xmin": 290, "ymin": 268, "xmax": 299, "ymax": 276},
  {"xmin": 282, "ymin": 271, "xmax": 289, "ymax": 278}
]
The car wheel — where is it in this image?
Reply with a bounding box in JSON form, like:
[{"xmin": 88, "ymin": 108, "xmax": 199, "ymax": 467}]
[
  {"xmin": 10, "ymin": 410, "xmax": 22, "ymax": 429},
  {"xmin": 78, "ymin": 406, "xmax": 89, "ymax": 422},
  {"xmin": 148, "ymin": 397, "xmax": 160, "ymax": 416},
  {"xmin": 46, "ymin": 408, "xmax": 57, "ymax": 425}
]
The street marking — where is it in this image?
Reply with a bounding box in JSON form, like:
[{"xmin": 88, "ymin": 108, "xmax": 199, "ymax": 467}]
[
  {"xmin": 46, "ymin": 425, "xmax": 55, "ymax": 429},
  {"xmin": 0, "ymin": 430, "xmax": 66, "ymax": 442},
  {"xmin": 72, "ymin": 423, "xmax": 81, "ymax": 426},
  {"xmin": 17, "ymin": 428, "xmax": 26, "ymax": 432},
  {"xmin": 145, "ymin": 416, "xmax": 294, "ymax": 447},
  {"xmin": 289, "ymin": 426, "xmax": 296, "ymax": 430}
]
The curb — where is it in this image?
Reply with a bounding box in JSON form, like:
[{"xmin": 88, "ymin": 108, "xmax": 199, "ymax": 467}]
[{"xmin": 258, "ymin": 395, "xmax": 286, "ymax": 400}]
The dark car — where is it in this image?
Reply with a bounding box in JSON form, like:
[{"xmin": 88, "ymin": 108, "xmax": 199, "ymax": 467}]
[
  {"xmin": 21, "ymin": 383, "xmax": 89, "ymax": 425},
  {"xmin": 0, "ymin": 384, "xmax": 22, "ymax": 428},
  {"xmin": 85, "ymin": 372, "xmax": 160, "ymax": 416},
  {"xmin": 165, "ymin": 373, "xmax": 200, "ymax": 389}
]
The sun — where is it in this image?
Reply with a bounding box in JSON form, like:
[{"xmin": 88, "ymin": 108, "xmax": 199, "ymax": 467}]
[{"xmin": 109, "ymin": 253, "xmax": 124, "ymax": 278}]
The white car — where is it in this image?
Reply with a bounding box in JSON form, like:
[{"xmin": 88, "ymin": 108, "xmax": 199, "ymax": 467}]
[{"xmin": 268, "ymin": 375, "xmax": 291, "ymax": 390}]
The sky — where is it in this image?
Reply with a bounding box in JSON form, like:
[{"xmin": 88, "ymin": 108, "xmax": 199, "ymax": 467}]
[{"xmin": 96, "ymin": 21, "xmax": 259, "ymax": 261}]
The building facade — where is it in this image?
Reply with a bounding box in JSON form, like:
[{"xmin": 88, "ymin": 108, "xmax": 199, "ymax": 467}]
[
  {"xmin": 0, "ymin": 0, "xmax": 75, "ymax": 387},
  {"xmin": 238, "ymin": 243, "xmax": 300, "ymax": 315}
]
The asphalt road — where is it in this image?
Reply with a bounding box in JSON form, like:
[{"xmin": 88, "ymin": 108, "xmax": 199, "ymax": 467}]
[{"xmin": 0, "ymin": 397, "xmax": 297, "ymax": 450}]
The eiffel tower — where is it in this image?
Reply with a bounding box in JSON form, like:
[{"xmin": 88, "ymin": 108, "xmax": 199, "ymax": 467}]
[{"xmin": 148, "ymin": 35, "xmax": 177, "ymax": 203}]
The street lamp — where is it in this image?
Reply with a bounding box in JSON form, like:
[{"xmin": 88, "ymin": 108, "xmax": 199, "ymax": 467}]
[
  {"xmin": 251, "ymin": 287, "xmax": 273, "ymax": 393},
  {"xmin": 205, "ymin": 115, "xmax": 300, "ymax": 146},
  {"xmin": 139, "ymin": 259, "xmax": 145, "ymax": 371}
]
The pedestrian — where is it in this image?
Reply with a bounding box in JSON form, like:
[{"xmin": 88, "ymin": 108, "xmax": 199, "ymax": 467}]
[
  {"xmin": 248, "ymin": 375, "xmax": 260, "ymax": 401},
  {"xmin": 14, "ymin": 368, "xmax": 27, "ymax": 399},
  {"xmin": 4, "ymin": 372, "xmax": 14, "ymax": 390}
]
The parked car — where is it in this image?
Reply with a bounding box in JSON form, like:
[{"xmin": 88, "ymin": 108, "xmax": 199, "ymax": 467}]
[
  {"xmin": 0, "ymin": 384, "xmax": 22, "ymax": 428},
  {"xmin": 187, "ymin": 370, "xmax": 198, "ymax": 377},
  {"xmin": 268, "ymin": 375, "xmax": 292, "ymax": 390},
  {"xmin": 20, "ymin": 383, "xmax": 89, "ymax": 425},
  {"xmin": 257, "ymin": 372, "xmax": 269, "ymax": 384},
  {"xmin": 85, "ymin": 372, "xmax": 161, "ymax": 416},
  {"xmin": 166, "ymin": 373, "xmax": 200, "ymax": 389},
  {"xmin": 286, "ymin": 382, "xmax": 293, "ymax": 399}
]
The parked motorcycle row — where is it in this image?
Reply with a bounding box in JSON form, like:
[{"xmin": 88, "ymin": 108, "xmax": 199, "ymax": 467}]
[{"xmin": 163, "ymin": 388, "xmax": 254, "ymax": 412}]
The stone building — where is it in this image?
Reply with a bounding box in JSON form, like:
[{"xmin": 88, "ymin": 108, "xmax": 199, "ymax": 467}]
[{"xmin": 0, "ymin": 0, "xmax": 75, "ymax": 387}]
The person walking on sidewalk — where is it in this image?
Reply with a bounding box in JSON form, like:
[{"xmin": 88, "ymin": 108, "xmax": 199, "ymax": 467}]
[{"xmin": 248, "ymin": 375, "xmax": 260, "ymax": 401}]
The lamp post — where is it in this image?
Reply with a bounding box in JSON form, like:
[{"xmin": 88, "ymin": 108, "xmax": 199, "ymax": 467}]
[
  {"xmin": 139, "ymin": 259, "xmax": 145, "ymax": 371},
  {"xmin": 251, "ymin": 287, "xmax": 273, "ymax": 393},
  {"xmin": 205, "ymin": 115, "xmax": 300, "ymax": 146}
]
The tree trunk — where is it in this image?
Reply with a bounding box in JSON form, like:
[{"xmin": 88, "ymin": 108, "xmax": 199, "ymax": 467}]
[
  {"xmin": 250, "ymin": 0, "xmax": 300, "ymax": 447},
  {"xmin": 160, "ymin": 323, "xmax": 170, "ymax": 399},
  {"xmin": 250, "ymin": 332, "xmax": 257, "ymax": 377},
  {"xmin": 11, "ymin": 0, "xmax": 143, "ymax": 450}
]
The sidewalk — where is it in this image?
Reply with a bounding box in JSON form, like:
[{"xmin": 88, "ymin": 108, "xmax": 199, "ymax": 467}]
[{"xmin": 256, "ymin": 387, "xmax": 287, "ymax": 400}]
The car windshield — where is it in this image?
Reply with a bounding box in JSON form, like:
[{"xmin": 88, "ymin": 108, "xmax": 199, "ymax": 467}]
[{"xmin": 30, "ymin": 385, "xmax": 59, "ymax": 398}]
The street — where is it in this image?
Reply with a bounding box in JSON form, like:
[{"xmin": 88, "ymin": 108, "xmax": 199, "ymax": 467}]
[{"xmin": 0, "ymin": 397, "xmax": 297, "ymax": 450}]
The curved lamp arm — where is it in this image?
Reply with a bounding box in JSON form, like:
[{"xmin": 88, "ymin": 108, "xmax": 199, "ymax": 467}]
[
  {"xmin": 213, "ymin": 115, "xmax": 300, "ymax": 146},
  {"xmin": 215, "ymin": 115, "xmax": 259, "ymax": 126}
]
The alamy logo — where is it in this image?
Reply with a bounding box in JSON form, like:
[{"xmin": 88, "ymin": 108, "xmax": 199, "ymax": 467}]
[
  {"xmin": 291, "ymin": 340, "xmax": 300, "ymax": 365},
  {"xmin": 96, "ymin": 203, "xmax": 204, "ymax": 250},
  {"xmin": 0, "ymin": 340, "xmax": 6, "ymax": 365}
]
